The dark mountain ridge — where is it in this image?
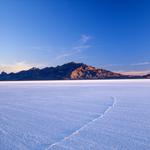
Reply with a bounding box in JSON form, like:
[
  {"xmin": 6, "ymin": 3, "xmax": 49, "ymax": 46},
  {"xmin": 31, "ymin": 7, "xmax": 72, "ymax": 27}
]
[
  {"xmin": 0, "ymin": 62, "xmax": 147, "ymax": 81},
  {"xmin": 143, "ymin": 74, "xmax": 150, "ymax": 79}
]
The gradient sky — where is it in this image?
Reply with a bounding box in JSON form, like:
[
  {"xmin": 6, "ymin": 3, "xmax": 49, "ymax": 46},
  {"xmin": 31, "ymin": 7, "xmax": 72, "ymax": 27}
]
[{"xmin": 0, "ymin": 0, "xmax": 150, "ymax": 74}]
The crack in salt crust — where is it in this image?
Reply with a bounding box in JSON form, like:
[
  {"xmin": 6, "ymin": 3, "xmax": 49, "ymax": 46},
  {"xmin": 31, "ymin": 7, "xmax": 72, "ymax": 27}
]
[{"xmin": 45, "ymin": 97, "xmax": 117, "ymax": 150}]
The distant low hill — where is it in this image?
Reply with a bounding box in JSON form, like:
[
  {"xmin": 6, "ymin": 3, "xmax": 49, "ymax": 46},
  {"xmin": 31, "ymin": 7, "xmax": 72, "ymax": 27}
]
[
  {"xmin": 143, "ymin": 74, "xmax": 150, "ymax": 79},
  {"xmin": 0, "ymin": 62, "xmax": 148, "ymax": 81}
]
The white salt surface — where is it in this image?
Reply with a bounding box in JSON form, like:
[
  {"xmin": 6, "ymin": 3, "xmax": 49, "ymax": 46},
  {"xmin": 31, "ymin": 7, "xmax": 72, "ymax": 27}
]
[{"xmin": 0, "ymin": 79, "xmax": 150, "ymax": 150}]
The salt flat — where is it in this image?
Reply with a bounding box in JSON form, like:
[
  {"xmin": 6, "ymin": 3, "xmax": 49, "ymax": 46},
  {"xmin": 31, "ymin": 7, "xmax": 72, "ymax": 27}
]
[{"xmin": 0, "ymin": 79, "xmax": 150, "ymax": 150}]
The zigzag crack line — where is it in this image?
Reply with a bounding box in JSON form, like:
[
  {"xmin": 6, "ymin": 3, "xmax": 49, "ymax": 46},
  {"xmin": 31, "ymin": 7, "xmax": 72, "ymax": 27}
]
[{"xmin": 45, "ymin": 96, "xmax": 117, "ymax": 150}]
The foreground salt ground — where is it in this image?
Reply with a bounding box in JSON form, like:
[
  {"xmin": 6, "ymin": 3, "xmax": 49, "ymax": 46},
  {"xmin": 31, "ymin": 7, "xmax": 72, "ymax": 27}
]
[{"xmin": 0, "ymin": 80, "xmax": 150, "ymax": 150}]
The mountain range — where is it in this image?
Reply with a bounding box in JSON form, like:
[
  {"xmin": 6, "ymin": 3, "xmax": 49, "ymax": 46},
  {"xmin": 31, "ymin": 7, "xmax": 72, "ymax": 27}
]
[{"xmin": 0, "ymin": 62, "xmax": 149, "ymax": 80}]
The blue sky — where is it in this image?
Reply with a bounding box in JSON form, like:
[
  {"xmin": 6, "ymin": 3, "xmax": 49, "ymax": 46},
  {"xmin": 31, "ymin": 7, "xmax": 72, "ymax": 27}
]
[{"xmin": 0, "ymin": 0, "xmax": 150, "ymax": 74}]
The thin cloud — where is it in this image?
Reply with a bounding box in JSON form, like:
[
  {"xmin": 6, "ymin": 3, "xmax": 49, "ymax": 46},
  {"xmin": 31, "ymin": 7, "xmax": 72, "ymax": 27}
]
[
  {"xmin": 73, "ymin": 45, "xmax": 91, "ymax": 51},
  {"xmin": 56, "ymin": 45, "xmax": 91, "ymax": 60},
  {"xmin": 0, "ymin": 61, "xmax": 43, "ymax": 73},
  {"xmin": 101, "ymin": 62, "xmax": 150, "ymax": 75},
  {"xmin": 102, "ymin": 64, "xmax": 122, "ymax": 67},
  {"xmin": 56, "ymin": 35, "xmax": 92, "ymax": 60},
  {"xmin": 117, "ymin": 70, "xmax": 150, "ymax": 76},
  {"xmin": 131, "ymin": 61, "xmax": 150, "ymax": 66},
  {"xmin": 30, "ymin": 46, "xmax": 53, "ymax": 53},
  {"xmin": 103, "ymin": 61, "xmax": 150, "ymax": 68},
  {"xmin": 56, "ymin": 50, "xmax": 79, "ymax": 60},
  {"xmin": 80, "ymin": 34, "xmax": 92, "ymax": 44}
]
